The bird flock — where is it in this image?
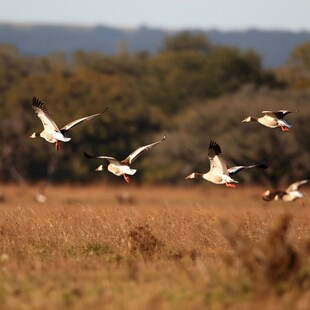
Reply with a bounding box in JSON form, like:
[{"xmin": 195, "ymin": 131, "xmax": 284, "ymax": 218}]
[{"xmin": 30, "ymin": 97, "xmax": 309, "ymax": 206}]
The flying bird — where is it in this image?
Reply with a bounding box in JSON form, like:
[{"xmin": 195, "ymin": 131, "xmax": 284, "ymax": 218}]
[
  {"xmin": 29, "ymin": 97, "xmax": 104, "ymax": 151},
  {"xmin": 84, "ymin": 136, "xmax": 166, "ymax": 183},
  {"xmin": 242, "ymin": 110, "xmax": 297, "ymax": 132},
  {"xmin": 185, "ymin": 140, "xmax": 268, "ymax": 187},
  {"xmin": 262, "ymin": 179, "xmax": 310, "ymax": 207}
]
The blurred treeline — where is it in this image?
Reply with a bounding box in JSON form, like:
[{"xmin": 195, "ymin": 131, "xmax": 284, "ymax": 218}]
[{"xmin": 0, "ymin": 32, "xmax": 309, "ymax": 185}]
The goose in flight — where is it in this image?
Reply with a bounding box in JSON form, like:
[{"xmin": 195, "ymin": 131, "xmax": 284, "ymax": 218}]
[
  {"xmin": 84, "ymin": 136, "xmax": 166, "ymax": 183},
  {"xmin": 262, "ymin": 179, "xmax": 310, "ymax": 207},
  {"xmin": 29, "ymin": 97, "xmax": 104, "ymax": 150},
  {"xmin": 242, "ymin": 110, "xmax": 297, "ymax": 132},
  {"xmin": 185, "ymin": 140, "xmax": 267, "ymax": 187}
]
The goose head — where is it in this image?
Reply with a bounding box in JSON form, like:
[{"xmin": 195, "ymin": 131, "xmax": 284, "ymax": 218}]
[
  {"xmin": 262, "ymin": 190, "xmax": 275, "ymax": 201},
  {"xmin": 242, "ymin": 116, "xmax": 257, "ymax": 123},
  {"xmin": 185, "ymin": 173, "xmax": 195, "ymax": 179},
  {"xmin": 29, "ymin": 132, "xmax": 39, "ymax": 139},
  {"xmin": 95, "ymin": 165, "xmax": 104, "ymax": 172}
]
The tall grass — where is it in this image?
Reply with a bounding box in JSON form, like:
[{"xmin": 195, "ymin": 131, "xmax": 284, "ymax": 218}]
[{"xmin": 0, "ymin": 184, "xmax": 310, "ymax": 309}]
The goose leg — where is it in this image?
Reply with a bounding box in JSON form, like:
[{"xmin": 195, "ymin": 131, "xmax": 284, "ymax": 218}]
[
  {"xmin": 123, "ymin": 174, "xmax": 130, "ymax": 184},
  {"xmin": 226, "ymin": 183, "xmax": 236, "ymax": 188},
  {"xmin": 281, "ymin": 126, "xmax": 289, "ymax": 132},
  {"xmin": 299, "ymin": 199, "xmax": 305, "ymax": 207}
]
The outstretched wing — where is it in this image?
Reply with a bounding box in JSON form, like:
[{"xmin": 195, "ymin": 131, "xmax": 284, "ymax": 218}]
[
  {"xmin": 208, "ymin": 140, "xmax": 228, "ymax": 174},
  {"xmin": 122, "ymin": 136, "xmax": 166, "ymax": 165},
  {"xmin": 84, "ymin": 152, "xmax": 119, "ymax": 164},
  {"xmin": 60, "ymin": 111, "xmax": 103, "ymax": 132},
  {"xmin": 32, "ymin": 97, "xmax": 60, "ymax": 132},
  {"xmin": 262, "ymin": 110, "xmax": 296, "ymax": 119},
  {"xmin": 286, "ymin": 179, "xmax": 310, "ymax": 192},
  {"xmin": 228, "ymin": 164, "xmax": 268, "ymax": 176}
]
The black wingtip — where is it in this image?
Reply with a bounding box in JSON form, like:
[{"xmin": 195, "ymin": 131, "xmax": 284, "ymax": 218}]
[
  {"xmin": 209, "ymin": 140, "xmax": 222, "ymax": 155},
  {"xmin": 102, "ymin": 106, "xmax": 109, "ymax": 114},
  {"xmin": 209, "ymin": 139, "xmax": 219, "ymax": 148},
  {"xmin": 258, "ymin": 164, "xmax": 268, "ymax": 169},
  {"xmin": 84, "ymin": 151, "xmax": 95, "ymax": 159},
  {"xmin": 32, "ymin": 96, "xmax": 49, "ymax": 114},
  {"xmin": 32, "ymin": 96, "xmax": 40, "ymax": 105},
  {"xmin": 262, "ymin": 196, "xmax": 273, "ymax": 202}
]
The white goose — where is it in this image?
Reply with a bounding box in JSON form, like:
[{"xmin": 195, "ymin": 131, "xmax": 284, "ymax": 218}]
[
  {"xmin": 262, "ymin": 179, "xmax": 310, "ymax": 206},
  {"xmin": 185, "ymin": 140, "xmax": 267, "ymax": 187},
  {"xmin": 84, "ymin": 136, "xmax": 166, "ymax": 183},
  {"xmin": 30, "ymin": 97, "xmax": 103, "ymax": 151},
  {"xmin": 242, "ymin": 110, "xmax": 297, "ymax": 132}
]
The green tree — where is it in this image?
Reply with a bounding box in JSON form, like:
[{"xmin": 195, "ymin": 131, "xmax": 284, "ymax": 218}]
[
  {"xmin": 277, "ymin": 42, "xmax": 310, "ymax": 89},
  {"xmin": 147, "ymin": 88, "xmax": 309, "ymax": 185}
]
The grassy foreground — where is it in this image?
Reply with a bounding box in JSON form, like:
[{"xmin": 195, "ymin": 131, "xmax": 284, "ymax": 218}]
[{"xmin": 0, "ymin": 184, "xmax": 310, "ymax": 309}]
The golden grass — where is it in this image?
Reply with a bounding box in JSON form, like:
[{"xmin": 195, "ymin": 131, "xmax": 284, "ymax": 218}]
[{"xmin": 0, "ymin": 183, "xmax": 310, "ymax": 309}]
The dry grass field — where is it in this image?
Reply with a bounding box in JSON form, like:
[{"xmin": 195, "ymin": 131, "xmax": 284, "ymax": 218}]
[{"xmin": 0, "ymin": 183, "xmax": 310, "ymax": 309}]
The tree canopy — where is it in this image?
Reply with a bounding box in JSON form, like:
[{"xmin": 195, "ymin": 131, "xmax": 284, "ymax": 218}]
[{"xmin": 0, "ymin": 34, "xmax": 308, "ymax": 185}]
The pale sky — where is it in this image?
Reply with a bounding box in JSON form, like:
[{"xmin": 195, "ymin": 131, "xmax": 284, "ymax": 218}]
[{"xmin": 1, "ymin": 0, "xmax": 310, "ymax": 31}]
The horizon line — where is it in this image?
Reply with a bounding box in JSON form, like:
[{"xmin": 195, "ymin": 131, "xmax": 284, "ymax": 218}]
[{"xmin": 0, "ymin": 21, "xmax": 310, "ymax": 34}]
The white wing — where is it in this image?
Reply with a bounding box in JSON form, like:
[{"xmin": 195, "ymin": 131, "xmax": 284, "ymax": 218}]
[
  {"xmin": 122, "ymin": 136, "xmax": 166, "ymax": 164},
  {"xmin": 53, "ymin": 131, "xmax": 71, "ymax": 142},
  {"xmin": 228, "ymin": 164, "xmax": 268, "ymax": 176},
  {"xmin": 32, "ymin": 97, "xmax": 60, "ymax": 133},
  {"xmin": 286, "ymin": 179, "xmax": 310, "ymax": 192},
  {"xmin": 84, "ymin": 152, "xmax": 120, "ymax": 165},
  {"xmin": 208, "ymin": 140, "xmax": 228, "ymax": 174},
  {"xmin": 96, "ymin": 156, "xmax": 120, "ymax": 165},
  {"xmin": 61, "ymin": 113, "xmax": 101, "ymax": 132}
]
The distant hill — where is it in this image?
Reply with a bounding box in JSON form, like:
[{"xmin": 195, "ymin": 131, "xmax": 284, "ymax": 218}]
[{"xmin": 1, "ymin": 23, "xmax": 310, "ymax": 68}]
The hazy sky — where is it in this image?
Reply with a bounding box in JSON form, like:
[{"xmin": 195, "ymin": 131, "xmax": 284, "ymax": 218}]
[{"xmin": 1, "ymin": 0, "xmax": 310, "ymax": 31}]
